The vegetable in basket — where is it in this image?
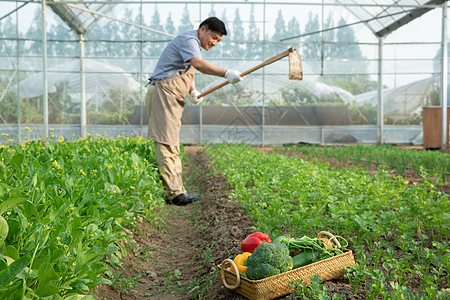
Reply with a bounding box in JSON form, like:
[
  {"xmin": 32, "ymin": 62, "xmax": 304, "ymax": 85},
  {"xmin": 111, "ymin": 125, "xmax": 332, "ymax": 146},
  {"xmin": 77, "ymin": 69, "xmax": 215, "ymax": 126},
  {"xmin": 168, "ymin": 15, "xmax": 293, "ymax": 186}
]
[
  {"xmin": 317, "ymin": 237, "xmax": 333, "ymax": 249},
  {"xmin": 244, "ymin": 242, "xmax": 293, "ymax": 280},
  {"xmin": 274, "ymin": 235, "xmax": 344, "ymax": 258},
  {"xmin": 241, "ymin": 232, "xmax": 272, "ymax": 253},
  {"xmin": 292, "ymin": 250, "xmax": 329, "ymax": 268},
  {"xmin": 231, "ymin": 252, "xmax": 252, "ymax": 275},
  {"xmin": 272, "ymin": 235, "xmax": 291, "ymax": 244}
]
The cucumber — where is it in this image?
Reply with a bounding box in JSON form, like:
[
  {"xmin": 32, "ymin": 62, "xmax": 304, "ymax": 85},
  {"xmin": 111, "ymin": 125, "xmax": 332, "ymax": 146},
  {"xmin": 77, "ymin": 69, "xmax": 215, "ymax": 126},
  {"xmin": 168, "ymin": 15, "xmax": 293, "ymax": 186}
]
[{"xmin": 292, "ymin": 250, "xmax": 323, "ymax": 268}]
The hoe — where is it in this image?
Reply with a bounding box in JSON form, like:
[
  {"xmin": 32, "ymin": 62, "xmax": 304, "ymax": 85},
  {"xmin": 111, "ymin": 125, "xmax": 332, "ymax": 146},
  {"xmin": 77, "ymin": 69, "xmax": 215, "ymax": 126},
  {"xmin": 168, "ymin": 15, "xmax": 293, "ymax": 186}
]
[{"xmin": 198, "ymin": 47, "xmax": 303, "ymax": 98}]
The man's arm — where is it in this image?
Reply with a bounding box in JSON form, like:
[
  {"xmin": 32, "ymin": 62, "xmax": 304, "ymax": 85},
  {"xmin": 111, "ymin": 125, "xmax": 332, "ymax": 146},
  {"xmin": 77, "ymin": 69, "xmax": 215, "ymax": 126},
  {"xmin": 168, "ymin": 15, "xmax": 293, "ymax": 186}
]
[
  {"xmin": 189, "ymin": 57, "xmax": 243, "ymax": 85},
  {"xmin": 189, "ymin": 57, "xmax": 227, "ymax": 77}
]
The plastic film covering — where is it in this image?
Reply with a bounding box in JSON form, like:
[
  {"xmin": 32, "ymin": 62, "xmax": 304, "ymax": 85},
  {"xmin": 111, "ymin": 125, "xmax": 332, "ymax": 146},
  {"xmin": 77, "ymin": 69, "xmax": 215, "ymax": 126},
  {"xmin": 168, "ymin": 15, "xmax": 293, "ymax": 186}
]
[{"xmin": 0, "ymin": 0, "xmax": 444, "ymax": 145}]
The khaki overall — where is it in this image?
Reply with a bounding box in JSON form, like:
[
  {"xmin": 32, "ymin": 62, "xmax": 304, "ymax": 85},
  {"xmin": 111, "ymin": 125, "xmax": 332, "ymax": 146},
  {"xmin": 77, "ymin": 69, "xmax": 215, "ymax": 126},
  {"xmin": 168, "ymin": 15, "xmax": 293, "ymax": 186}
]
[{"xmin": 145, "ymin": 67, "xmax": 195, "ymax": 200}]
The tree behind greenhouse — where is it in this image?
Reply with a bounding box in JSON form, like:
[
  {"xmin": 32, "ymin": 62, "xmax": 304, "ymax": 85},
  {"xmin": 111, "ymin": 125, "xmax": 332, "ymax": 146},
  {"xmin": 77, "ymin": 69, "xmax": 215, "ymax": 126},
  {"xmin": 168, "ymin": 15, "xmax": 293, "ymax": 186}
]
[
  {"xmin": 232, "ymin": 8, "xmax": 246, "ymax": 59},
  {"xmin": 247, "ymin": 5, "xmax": 262, "ymax": 60},
  {"xmin": 0, "ymin": 5, "xmax": 381, "ymax": 125},
  {"xmin": 178, "ymin": 4, "xmax": 194, "ymax": 34}
]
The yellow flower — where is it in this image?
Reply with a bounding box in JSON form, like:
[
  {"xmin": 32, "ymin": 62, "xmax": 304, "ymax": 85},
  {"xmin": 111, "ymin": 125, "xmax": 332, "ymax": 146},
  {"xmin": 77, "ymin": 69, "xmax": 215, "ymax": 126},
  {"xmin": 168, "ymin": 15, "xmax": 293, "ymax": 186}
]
[
  {"xmin": 130, "ymin": 186, "xmax": 135, "ymax": 189},
  {"xmin": 52, "ymin": 160, "xmax": 61, "ymax": 170},
  {"xmin": 2, "ymin": 133, "xmax": 8, "ymax": 137},
  {"xmin": 25, "ymin": 127, "xmax": 31, "ymax": 132},
  {"xmin": 79, "ymin": 169, "xmax": 86, "ymax": 176}
]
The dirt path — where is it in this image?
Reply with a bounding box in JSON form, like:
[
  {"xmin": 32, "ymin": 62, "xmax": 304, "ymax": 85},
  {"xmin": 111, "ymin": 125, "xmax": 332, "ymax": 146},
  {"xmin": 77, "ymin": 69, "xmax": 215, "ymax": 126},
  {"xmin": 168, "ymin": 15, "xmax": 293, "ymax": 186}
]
[{"xmin": 93, "ymin": 204, "xmax": 200, "ymax": 299}]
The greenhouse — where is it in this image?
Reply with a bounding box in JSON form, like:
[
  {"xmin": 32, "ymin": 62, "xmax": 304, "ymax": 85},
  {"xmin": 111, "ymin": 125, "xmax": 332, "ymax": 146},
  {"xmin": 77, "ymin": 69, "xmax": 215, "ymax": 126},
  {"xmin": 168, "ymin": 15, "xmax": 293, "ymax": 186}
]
[
  {"xmin": 0, "ymin": 0, "xmax": 449, "ymax": 147},
  {"xmin": 0, "ymin": 1, "xmax": 449, "ymax": 299}
]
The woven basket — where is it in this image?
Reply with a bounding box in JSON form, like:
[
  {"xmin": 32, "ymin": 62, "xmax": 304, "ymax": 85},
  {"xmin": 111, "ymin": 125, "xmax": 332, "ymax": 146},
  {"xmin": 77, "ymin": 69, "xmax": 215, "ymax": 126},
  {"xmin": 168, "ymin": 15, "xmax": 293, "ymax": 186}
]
[{"xmin": 218, "ymin": 231, "xmax": 356, "ymax": 300}]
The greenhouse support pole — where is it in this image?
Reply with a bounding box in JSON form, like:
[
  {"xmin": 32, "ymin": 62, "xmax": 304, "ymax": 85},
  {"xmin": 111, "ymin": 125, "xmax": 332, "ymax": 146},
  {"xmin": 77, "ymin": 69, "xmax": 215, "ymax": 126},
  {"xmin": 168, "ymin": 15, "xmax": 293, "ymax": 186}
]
[
  {"xmin": 42, "ymin": 0, "xmax": 49, "ymax": 141},
  {"xmin": 199, "ymin": 4, "xmax": 203, "ymax": 145},
  {"xmin": 261, "ymin": 0, "xmax": 266, "ymax": 147},
  {"xmin": 16, "ymin": 1, "xmax": 21, "ymax": 143},
  {"xmin": 441, "ymin": 1, "xmax": 448, "ymax": 149},
  {"xmin": 80, "ymin": 33, "xmax": 87, "ymax": 139},
  {"xmin": 139, "ymin": 0, "xmax": 144, "ymax": 137},
  {"xmin": 377, "ymin": 36, "xmax": 384, "ymax": 145}
]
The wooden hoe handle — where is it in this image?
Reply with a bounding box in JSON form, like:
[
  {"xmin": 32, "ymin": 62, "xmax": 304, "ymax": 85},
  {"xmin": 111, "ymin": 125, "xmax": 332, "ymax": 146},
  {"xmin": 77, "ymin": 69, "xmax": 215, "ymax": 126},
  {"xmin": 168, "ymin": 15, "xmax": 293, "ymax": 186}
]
[{"xmin": 198, "ymin": 47, "xmax": 297, "ymax": 98}]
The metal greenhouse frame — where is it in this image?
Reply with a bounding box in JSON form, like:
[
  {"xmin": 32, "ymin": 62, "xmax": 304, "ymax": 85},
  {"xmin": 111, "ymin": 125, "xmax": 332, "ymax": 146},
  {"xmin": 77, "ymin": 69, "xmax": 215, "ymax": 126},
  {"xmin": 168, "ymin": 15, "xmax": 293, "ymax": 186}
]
[{"xmin": 0, "ymin": 0, "xmax": 448, "ymax": 148}]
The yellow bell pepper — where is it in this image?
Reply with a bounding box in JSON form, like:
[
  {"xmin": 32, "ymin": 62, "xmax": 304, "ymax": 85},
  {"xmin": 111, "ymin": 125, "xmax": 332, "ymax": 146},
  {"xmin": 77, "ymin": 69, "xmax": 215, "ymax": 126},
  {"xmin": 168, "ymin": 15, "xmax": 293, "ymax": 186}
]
[{"xmin": 231, "ymin": 252, "xmax": 252, "ymax": 275}]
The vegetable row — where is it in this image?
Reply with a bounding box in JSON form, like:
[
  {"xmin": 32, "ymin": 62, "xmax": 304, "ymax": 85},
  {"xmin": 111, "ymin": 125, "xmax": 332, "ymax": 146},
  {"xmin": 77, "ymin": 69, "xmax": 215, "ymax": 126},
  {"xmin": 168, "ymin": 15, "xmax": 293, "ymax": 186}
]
[
  {"xmin": 0, "ymin": 135, "xmax": 165, "ymax": 298},
  {"xmin": 282, "ymin": 144, "xmax": 450, "ymax": 181},
  {"xmin": 207, "ymin": 144, "xmax": 449, "ymax": 298}
]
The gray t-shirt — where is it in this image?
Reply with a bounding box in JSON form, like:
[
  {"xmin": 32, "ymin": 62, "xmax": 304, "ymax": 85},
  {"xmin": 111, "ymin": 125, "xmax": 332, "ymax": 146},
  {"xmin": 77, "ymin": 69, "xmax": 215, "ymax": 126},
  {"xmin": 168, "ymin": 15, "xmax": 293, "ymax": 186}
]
[{"xmin": 150, "ymin": 30, "xmax": 201, "ymax": 81}]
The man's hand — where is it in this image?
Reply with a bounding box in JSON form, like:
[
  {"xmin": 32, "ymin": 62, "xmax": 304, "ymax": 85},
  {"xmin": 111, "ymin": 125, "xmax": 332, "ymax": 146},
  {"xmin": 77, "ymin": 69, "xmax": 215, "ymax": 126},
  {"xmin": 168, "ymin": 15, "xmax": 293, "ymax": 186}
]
[
  {"xmin": 190, "ymin": 89, "xmax": 203, "ymax": 105},
  {"xmin": 225, "ymin": 69, "xmax": 244, "ymax": 84}
]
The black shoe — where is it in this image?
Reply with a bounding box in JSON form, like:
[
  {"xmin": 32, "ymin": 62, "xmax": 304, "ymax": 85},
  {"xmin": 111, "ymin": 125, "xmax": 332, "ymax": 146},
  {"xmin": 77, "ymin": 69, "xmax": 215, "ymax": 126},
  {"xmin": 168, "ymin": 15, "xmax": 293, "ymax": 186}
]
[
  {"xmin": 186, "ymin": 192, "xmax": 199, "ymax": 202},
  {"xmin": 171, "ymin": 193, "xmax": 199, "ymax": 206}
]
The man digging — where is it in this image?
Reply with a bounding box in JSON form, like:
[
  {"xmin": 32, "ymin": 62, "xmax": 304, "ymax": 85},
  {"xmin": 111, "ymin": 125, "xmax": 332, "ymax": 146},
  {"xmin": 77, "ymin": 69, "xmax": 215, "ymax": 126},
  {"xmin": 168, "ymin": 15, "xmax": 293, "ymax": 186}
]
[{"xmin": 146, "ymin": 17, "xmax": 243, "ymax": 205}]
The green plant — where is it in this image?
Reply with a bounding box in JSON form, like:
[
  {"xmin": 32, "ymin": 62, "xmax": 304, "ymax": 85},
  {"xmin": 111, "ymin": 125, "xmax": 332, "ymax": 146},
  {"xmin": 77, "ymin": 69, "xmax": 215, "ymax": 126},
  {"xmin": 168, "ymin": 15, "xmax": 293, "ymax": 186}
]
[
  {"xmin": 0, "ymin": 133, "xmax": 165, "ymax": 298},
  {"xmin": 108, "ymin": 270, "xmax": 140, "ymax": 294},
  {"xmin": 290, "ymin": 275, "xmax": 345, "ymax": 299},
  {"xmin": 344, "ymin": 264, "xmax": 368, "ymax": 294}
]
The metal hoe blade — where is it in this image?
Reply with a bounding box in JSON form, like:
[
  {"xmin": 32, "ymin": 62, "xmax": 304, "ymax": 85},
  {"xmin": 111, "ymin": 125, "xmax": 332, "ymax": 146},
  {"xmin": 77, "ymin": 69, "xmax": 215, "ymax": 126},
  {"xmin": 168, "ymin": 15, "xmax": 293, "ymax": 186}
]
[{"xmin": 289, "ymin": 48, "xmax": 303, "ymax": 80}]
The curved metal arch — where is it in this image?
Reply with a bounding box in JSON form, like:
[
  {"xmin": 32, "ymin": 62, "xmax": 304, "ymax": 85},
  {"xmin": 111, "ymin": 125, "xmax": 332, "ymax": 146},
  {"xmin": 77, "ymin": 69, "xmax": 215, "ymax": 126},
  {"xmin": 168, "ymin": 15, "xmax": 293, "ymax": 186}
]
[{"xmin": 336, "ymin": 0, "xmax": 447, "ymax": 38}]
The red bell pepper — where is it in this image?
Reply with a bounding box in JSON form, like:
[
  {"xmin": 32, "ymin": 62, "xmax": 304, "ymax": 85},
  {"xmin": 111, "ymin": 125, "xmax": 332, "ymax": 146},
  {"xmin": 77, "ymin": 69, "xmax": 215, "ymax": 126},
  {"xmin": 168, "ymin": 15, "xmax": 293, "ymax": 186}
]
[{"xmin": 241, "ymin": 232, "xmax": 272, "ymax": 253}]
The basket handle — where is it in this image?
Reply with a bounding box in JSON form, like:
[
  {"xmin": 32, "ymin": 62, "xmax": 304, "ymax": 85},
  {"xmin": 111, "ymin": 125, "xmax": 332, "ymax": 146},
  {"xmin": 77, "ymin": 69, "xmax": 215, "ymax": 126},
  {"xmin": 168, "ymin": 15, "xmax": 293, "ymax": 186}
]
[
  {"xmin": 220, "ymin": 259, "xmax": 241, "ymax": 290},
  {"xmin": 318, "ymin": 231, "xmax": 342, "ymax": 249}
]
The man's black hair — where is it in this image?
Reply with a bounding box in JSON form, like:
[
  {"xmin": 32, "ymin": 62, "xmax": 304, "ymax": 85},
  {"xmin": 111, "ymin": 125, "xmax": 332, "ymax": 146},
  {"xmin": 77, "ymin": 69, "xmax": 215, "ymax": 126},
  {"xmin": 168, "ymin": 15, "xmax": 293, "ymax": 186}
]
[{"xmin": 199, "ymin": 17, "xmax": 227, "ymax": 35}]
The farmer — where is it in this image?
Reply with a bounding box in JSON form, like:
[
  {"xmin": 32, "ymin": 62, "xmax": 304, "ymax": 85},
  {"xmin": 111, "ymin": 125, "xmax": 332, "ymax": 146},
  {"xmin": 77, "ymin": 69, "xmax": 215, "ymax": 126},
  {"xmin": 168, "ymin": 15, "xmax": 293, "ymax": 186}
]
[{"xmin": 146, "ymin": 17, "xmax": 243, "ymax": 206}]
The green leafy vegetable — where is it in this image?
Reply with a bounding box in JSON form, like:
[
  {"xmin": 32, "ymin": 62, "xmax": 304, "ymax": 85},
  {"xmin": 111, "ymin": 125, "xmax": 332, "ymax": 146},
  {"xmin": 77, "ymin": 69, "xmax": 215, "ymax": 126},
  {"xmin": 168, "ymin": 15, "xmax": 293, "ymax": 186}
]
[{"xmin": 245, "ymin": 242, "xmax": 293, "ymax": 280}]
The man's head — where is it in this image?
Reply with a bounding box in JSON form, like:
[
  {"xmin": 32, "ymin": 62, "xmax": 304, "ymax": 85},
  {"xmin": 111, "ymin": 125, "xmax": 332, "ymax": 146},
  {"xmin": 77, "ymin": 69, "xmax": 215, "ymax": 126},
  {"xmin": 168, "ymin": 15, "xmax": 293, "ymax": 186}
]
[{"xmin": 197, "ymin": 17, "xmax": 227, "ymax": 51}]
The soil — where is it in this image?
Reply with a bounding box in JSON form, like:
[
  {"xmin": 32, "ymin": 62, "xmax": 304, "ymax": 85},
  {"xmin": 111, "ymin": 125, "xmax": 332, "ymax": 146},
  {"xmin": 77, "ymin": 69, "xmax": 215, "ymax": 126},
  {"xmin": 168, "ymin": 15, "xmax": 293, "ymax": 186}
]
[{"xmin": 92, "ymin": 145, "xmax": 449, "ymax": 300}]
